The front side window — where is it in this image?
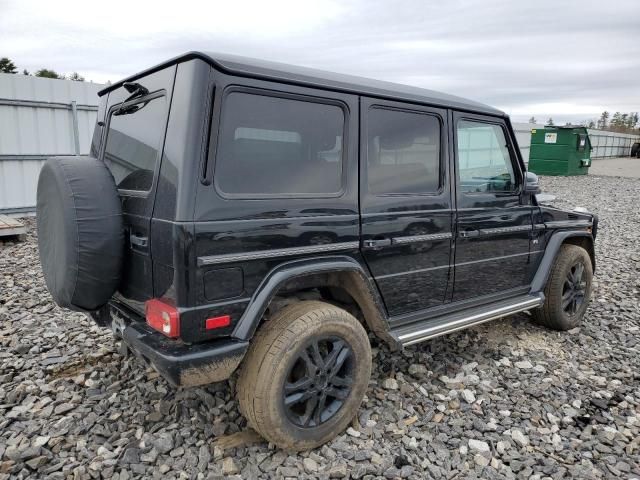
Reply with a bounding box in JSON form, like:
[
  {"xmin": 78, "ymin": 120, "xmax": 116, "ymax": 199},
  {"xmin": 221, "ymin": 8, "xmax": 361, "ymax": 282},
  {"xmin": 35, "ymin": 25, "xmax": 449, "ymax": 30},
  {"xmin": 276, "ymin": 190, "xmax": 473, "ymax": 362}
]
[
  {"xmin": 367, "ymin": 107, "xmax": 441, "ymax": 195},
  {"xmin": 103, "ymin": 95, "xmax": 166, "ymax": 192},
  {"xmin": 456, "ymin": 120, "xmax": 516, "ymax": 193},
  {"xmin": 215, "ymin": 92, "xmax": 344, "ymax": 197}
]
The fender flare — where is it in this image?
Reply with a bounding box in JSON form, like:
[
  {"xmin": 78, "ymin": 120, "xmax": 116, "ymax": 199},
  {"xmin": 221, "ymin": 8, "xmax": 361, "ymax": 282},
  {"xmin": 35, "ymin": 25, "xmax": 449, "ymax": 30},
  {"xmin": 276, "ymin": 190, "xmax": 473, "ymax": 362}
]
[
  {"xmin": 231, "ymin": 255, "xmax": 397, "ymax": 348},
  {"xmin": 530, "ymin": 230, "xmax": 595, "ymax": 294}
]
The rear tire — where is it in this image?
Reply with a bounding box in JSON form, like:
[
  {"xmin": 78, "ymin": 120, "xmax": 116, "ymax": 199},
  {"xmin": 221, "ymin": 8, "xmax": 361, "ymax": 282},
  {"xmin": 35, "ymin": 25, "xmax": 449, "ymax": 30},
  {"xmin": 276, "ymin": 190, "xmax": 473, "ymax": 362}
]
[
  {"xmin": 236, "ymin": 301, "xmax": 371, "ymax": 450},
  {"xmin": 533, "ymin": 244, "xmax": 593, "ymax": 330}
]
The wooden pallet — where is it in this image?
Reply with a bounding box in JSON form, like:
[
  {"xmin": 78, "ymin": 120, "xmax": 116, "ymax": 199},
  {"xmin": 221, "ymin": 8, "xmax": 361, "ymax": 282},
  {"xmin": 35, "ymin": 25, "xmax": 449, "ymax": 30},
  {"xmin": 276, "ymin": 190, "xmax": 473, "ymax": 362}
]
[{"xmin": 0, "ymin": 215, "xmax": 27, "ymax": 239}]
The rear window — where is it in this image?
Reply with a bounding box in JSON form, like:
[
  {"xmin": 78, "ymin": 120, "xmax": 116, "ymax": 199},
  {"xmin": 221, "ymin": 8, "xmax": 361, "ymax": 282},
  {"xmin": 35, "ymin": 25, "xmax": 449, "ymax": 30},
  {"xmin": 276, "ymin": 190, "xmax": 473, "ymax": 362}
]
[
  {"xmin": 367, "ymin": 107, "xmax": 441, "ymax": 195},
  {"xmin": 215, "ymin": 92, "xmax": 344, "ymax": 197},
  {"xmin": 103, "ymin": 95, "xmax": 166, "ymax": 192}
]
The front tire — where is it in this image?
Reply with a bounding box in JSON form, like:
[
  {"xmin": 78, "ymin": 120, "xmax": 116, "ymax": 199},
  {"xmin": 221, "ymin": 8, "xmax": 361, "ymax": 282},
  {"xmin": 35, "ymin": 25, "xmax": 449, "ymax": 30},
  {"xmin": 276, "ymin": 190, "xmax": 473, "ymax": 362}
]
[
  {"xmin": 236, "ymin": 301, "xmax": 371, "ymax": 450},
  {"xmin": 533, "ymin": 244, "xmax": 593, "ymax": 330}
]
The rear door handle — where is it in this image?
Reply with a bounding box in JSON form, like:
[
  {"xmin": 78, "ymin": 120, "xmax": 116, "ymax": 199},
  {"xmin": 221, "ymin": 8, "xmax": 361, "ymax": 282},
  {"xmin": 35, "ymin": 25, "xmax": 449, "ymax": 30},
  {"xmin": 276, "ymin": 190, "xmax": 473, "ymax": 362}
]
[
  {"xmin": 362, "ymin": 238, "xmax": 392, "ymax": 249},
  {"xmin": 459, "ymin": 229, "xmax": 480, "ymax": 238},
  {"xmin": 130, "ymin": 233, "xmax": 148, "ymax": 248}
]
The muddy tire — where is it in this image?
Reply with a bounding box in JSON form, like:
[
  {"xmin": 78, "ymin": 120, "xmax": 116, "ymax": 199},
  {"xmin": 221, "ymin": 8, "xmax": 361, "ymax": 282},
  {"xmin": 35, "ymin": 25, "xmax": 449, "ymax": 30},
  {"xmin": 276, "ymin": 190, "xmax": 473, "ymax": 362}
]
[
  {"xmin": 533, "ymin": 244, "xmax": 593, "ymax": 330},
  {"xmin": 236, "ymin": 301, "xmax": 371, "ymax": 450}
]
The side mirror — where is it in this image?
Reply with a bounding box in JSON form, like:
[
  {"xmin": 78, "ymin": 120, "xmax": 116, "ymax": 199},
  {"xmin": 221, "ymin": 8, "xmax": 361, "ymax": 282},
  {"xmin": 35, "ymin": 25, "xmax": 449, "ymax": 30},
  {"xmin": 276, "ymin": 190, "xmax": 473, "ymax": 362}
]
[{"xmin": 525, "ymin": 171, "xmax": 541, "ymax": 194}]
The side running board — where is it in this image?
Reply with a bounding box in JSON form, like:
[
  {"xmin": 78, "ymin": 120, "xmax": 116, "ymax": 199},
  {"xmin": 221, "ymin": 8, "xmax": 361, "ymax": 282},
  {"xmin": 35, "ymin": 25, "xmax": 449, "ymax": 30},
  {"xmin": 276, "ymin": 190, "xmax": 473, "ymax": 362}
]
[{"xmin": 391, "ymin": 294, "xmax": 544, "ymax": 347}]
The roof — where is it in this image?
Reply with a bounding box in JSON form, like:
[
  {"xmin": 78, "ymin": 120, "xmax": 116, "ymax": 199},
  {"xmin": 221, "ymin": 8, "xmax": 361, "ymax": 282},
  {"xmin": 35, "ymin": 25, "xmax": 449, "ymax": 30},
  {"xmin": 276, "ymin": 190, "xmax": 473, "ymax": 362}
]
[{"xmin": 99, "ymin": 51, "xmax": 504, "ymax": 116}]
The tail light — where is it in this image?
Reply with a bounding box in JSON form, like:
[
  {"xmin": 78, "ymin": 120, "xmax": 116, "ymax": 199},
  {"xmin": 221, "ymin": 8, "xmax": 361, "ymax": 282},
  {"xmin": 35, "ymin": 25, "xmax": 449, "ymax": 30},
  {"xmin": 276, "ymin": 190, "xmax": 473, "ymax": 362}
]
[{"xmin": 145, "ymin": 299, "xmax": 180, "ymax": 338}]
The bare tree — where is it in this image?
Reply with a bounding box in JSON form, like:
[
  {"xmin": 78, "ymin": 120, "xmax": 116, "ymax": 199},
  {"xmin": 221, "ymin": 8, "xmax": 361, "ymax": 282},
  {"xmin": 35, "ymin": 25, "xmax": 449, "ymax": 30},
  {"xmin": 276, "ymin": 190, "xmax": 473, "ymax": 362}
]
[{"xmin": 68, "ymin": 72, "xmax": 85, "ymax": 82}]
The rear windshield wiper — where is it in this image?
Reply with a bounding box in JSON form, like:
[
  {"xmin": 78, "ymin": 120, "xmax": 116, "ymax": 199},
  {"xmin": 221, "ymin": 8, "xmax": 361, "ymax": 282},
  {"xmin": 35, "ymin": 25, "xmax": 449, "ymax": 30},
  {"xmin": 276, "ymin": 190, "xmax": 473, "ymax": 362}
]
[{"xmin": 115, "ymin": 82, "xmax": 150, "ymax": 116}]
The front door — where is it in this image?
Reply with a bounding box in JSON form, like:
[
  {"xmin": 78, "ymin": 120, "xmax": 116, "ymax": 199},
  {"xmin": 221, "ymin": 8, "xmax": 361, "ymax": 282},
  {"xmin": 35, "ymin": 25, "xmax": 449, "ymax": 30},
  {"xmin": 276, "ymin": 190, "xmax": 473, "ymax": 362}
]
[
  {"xmin": 100, "ymin": 67, "xmax": 175, "ymax": 313},
  {"xmin": 359, "ymin": 98, "xmax": 454, "ymax": 318},
  {"xmin": 452, "ymin": 112, "xmax": 534, "ymax": 301}
]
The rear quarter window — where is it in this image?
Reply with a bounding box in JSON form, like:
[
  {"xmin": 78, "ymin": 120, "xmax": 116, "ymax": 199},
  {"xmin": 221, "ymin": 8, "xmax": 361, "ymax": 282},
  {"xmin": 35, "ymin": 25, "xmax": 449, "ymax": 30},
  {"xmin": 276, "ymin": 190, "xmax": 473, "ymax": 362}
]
[
  {"xmin": 214, "ymin": 91, "xmax": 345, "ymax": 198},
  {"xmin": 103, "ymin": 94, "xmax": 166, "ymax": 192}
]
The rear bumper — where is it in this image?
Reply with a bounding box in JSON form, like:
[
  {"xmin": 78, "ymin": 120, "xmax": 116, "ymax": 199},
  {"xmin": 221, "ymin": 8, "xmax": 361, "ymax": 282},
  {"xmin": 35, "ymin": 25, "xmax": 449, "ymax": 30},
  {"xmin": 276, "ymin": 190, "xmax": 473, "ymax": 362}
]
[
  {"xmin": 122, "ymin": 322, "xmax": 248, "ymax": 387},
  {"xmin": 91, "ymin": 303, "xmax": 248, "ymax": 387}
]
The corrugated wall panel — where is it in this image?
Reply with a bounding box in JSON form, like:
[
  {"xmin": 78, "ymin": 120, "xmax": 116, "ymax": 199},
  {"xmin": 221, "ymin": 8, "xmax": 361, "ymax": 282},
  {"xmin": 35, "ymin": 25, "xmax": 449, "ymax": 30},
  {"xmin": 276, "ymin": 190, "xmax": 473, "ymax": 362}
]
[{"xmin": 0, "ymin": 73, "xmax": 104, "ymax": 212}]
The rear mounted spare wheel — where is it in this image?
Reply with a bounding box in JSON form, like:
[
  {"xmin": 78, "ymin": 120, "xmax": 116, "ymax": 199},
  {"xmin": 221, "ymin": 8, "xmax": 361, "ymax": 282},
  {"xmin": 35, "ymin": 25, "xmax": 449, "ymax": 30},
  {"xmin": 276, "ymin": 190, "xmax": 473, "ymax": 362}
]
[{"xmin": 36, "ymin": 156, "xmax": 124, "ymax": 312}]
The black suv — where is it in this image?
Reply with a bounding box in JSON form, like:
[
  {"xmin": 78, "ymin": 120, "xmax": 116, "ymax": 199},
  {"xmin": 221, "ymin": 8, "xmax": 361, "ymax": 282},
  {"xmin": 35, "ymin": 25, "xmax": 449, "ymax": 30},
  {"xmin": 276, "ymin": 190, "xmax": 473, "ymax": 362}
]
[{"xmin": 36, "ymin": 52, "xmax": 597, "ymax": 450}]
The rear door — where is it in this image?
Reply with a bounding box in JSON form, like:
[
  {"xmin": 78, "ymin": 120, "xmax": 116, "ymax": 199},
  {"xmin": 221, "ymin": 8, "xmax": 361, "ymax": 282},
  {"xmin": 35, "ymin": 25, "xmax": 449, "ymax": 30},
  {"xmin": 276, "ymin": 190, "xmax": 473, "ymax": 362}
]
[
  {"xmin": 452, "ymin": 112, "xmax": 534, "ymax": 301},
  {"xmin": 100, "ymin": 67, "xmax": 175, "ymax": 313},
  {"xmin": 359, "ymin": 98, "xmax": 454, "ymax": 318}
]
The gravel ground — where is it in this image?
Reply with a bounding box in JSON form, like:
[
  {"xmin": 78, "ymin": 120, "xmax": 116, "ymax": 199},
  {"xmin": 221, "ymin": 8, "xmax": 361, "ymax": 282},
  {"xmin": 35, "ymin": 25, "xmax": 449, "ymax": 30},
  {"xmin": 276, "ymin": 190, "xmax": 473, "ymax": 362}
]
[{"xmin": 1, "ymin": 174, "xmax": 639, "ymax": 480}]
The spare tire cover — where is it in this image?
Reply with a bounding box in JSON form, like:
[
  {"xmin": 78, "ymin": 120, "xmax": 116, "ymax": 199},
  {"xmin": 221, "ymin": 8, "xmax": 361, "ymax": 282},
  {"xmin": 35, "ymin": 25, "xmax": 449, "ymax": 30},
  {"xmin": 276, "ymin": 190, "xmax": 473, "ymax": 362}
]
[{"xmin": 37, "ymin": 156, "xmax": 124, "ymax": 311}]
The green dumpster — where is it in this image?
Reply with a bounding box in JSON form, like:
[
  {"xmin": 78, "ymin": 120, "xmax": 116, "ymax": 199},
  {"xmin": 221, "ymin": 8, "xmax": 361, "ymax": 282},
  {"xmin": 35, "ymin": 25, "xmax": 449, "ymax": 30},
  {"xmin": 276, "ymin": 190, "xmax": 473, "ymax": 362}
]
[{"xmin": 528, "ymin": 125, "xmax": 592, "ymax": 176}]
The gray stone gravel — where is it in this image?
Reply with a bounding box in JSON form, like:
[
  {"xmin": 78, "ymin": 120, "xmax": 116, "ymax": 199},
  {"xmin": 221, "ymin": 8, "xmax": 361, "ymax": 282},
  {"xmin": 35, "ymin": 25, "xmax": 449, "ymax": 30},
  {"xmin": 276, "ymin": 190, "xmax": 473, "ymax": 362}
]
[{"xmin": 1, "ymin": 174, "xmax": 640, "ymax": 479}]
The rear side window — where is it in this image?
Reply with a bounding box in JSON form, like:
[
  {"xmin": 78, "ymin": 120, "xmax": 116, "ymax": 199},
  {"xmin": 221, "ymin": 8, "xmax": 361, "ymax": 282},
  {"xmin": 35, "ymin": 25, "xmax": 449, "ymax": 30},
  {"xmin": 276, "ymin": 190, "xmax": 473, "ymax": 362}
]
[
  {"xmin": 456, "ymin": 120, "xmax": 515, "ymax": 193},
  {"xmin": 367, "ymin": 107, "xmax": 441, "ymax": 195},
  {"xmin": 215, "ymin": 92, "xmax": 344, "ymax": 197},
  {"xmin": 103, "ymin": 95, "xmax": 166, "ymax": 192}
]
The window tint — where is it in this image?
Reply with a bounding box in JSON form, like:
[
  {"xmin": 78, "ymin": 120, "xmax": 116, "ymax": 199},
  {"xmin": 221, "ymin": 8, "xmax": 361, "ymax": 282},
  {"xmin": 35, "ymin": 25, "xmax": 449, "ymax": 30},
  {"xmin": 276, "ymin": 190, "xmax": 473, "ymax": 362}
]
[
  {"xmin": 215, "ymin": 92, "xmax": 344, "ymax": 196},
  {"xmin": 456, "ymin": 120, "xmax": 515, "ymax": 193},
  {"xmin": 103, "ymin": 96, "xmax": 166, "ymax": 192},
  {"xmin": 367, "ymin": 108, "xmax": 440, "ymax": 194}
]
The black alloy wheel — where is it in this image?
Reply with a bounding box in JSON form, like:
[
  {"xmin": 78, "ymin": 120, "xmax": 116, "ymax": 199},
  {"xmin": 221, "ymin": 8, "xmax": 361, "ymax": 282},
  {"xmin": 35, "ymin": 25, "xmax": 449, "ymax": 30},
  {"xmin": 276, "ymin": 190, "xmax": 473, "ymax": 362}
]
[
  {"xmin": 562, "ymin": 261, "xmax": 586, "ymax": 315},
  {"xmin": 283, "ymin": 336, "xmax": 354, "ymax": 428},
  {"xmin": 236, "ymin": 301, "xmax": 371, "ymax": 450},
  {"xmin": 532, "ymin": 244, "xmax": 593, "ymax": 331}
]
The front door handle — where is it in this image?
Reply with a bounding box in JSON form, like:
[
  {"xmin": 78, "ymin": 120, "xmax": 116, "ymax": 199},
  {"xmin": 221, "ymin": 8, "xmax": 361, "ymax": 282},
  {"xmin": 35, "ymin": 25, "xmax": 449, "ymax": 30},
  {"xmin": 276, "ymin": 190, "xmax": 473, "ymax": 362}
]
[
  {"xmin": 130, "ymin": 233, "xmax": 148, "ymax": 248},
  {"xmin": 459, "ymin": 229, "xmax": 480, "ymax": 238},
  {"xmin": 362, "ymin": 238, "xmax": 392, "ymax": 249}
]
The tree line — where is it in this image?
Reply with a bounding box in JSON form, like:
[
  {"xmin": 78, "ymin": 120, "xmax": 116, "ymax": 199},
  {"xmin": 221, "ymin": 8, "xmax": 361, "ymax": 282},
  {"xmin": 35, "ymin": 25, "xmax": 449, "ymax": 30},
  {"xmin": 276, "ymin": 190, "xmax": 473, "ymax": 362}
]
[
  {"xmin": 0, "ymin": 56, "xmax": 85, "ymax": 82},
  {"xmin": 529, "ymin": 111, "xmax": 639, "ymax": 134}
]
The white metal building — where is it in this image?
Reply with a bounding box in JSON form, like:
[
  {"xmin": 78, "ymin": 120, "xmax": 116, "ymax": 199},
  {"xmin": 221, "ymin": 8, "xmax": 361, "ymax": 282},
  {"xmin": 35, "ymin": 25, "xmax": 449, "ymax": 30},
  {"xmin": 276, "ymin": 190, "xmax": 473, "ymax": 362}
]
[{"xmin": 0, "ymin": 73, "xmax": 103, "ymax": 214}]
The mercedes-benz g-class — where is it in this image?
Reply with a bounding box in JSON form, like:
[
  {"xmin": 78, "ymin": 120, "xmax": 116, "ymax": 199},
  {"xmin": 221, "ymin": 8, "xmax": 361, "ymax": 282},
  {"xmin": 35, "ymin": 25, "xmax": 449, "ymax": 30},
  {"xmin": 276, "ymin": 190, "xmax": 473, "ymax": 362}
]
[{"xmin": 36, "ymin": 52, "xmax": 597, "ymax": 450}]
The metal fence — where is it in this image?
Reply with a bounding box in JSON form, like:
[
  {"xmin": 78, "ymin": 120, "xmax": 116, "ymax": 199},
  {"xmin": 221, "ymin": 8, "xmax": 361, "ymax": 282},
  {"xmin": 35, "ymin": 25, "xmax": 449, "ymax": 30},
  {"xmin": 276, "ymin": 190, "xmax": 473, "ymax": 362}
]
[
  {"xmin": 588, "ymin": 132, "xmax": 639, "ymax": 158},
  {"xmin": 0, "ymin": 73, "xmax": 103, "ymax": 213},
  {"xmin": 512, "ymin": 122, "xmax": 640, "ymax": 162}
]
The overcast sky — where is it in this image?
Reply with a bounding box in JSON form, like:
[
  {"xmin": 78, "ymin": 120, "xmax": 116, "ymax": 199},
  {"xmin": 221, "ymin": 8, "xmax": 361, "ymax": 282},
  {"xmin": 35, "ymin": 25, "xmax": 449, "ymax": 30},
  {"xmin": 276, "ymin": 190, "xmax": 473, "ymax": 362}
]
[{"xmin": 1, "ymin": 0, "xmax": 638, "ymax": 123}]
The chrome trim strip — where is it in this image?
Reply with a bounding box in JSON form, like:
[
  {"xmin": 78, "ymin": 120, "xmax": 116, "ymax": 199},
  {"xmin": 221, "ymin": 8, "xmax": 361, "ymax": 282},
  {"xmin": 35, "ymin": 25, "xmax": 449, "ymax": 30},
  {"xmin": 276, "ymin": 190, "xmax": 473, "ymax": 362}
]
[
  {"xmin": 392, "ymin": 232, "xmax": 453, "ymax": 245},
  {"xmin": 379, "ymin": 249, "xmax": 546, "ymax": 279},
  {"xmin": 376, "ymin": 263, "xmax": 450, "ymax": 280},
  {"xmin": 544, "ymin": 220, "xmax": 592, "ymax": 229},
  {"xmin": 479, "ymin": 225, "xmax": 532, "ymax": 235},
  {"xmin": 198, "ymin": 241, "xmax": 359, "ymax": 266},
  {"xmin": 398, "ymin": 295, "xmax": 543, "ymax": 345},
  {"xmin": 362, "ymin": 209, "xmax": 454, "ymax": 217},
  {"xmin": 533, "ymin": 223, "xmax": 546, "ymax": 230},
  {"xmin": 455, "ymin": 250, "xmax": 545, "ymax": 267}
]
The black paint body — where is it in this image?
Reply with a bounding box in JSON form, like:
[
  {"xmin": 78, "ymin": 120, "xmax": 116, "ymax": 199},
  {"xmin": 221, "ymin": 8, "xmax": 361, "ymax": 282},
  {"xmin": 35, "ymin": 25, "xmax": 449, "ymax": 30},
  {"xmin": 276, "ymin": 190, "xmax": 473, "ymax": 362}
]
[{"xmin": 89, "ymin": 53, "xmax": 597, "ymax": 384}]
